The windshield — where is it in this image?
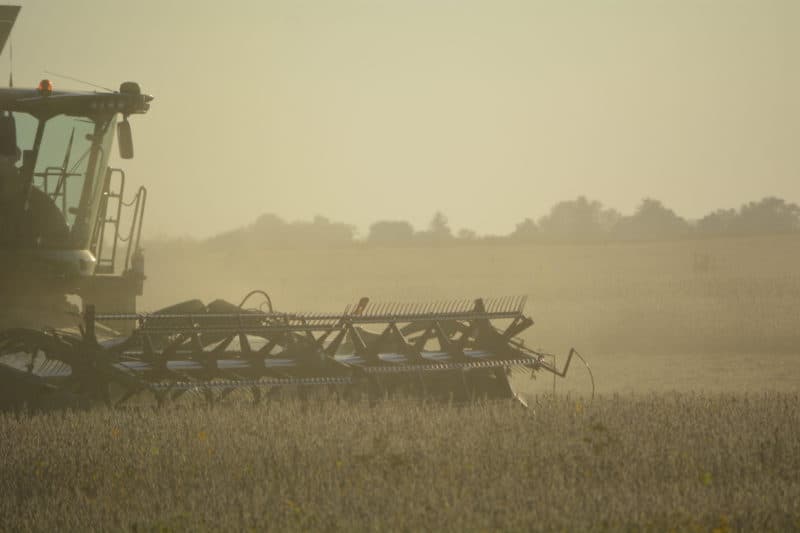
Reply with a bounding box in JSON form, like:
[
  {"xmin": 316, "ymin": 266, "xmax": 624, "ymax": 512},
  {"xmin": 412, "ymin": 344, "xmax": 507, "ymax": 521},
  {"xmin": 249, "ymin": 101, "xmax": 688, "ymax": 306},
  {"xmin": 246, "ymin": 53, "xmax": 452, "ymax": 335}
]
[
  {"xmin": 33, "ymin": 115, "xmax": 111, "ymax": 228},
  {"xmin": 13, "ymin": 113, "xmax": 115, "ymax": 232}
]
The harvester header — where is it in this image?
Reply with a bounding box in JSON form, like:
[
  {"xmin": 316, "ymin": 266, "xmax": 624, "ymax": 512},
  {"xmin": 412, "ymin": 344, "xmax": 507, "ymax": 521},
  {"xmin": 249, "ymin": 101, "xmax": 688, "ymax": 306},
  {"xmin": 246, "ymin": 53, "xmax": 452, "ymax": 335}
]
[{"xmin": 0, "ymin": 294, "xmax": 581, "ymax": 407}]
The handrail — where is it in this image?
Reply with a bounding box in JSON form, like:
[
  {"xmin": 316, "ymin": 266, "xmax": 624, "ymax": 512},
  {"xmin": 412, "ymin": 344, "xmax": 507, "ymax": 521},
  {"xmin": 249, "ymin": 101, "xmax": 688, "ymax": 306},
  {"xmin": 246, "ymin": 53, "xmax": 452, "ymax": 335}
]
[
  {"xmin": 91, "ymin": 167, "xmax": 146, "ymax": 275},
  {"xmin": 122, "ymin": 186, "xmax": 147, "ymax": 272}
]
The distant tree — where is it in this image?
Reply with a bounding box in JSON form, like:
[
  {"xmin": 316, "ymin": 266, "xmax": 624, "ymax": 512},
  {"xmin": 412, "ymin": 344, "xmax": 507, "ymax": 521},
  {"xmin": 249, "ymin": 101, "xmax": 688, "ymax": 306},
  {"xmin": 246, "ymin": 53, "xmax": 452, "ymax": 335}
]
[
  {"xmin": 428, "ymin": 212, "xmax": 452, "ymax": 239},
  {"xmin": 367, "ymin": 220, "xmax": 415, "ymax": 244},
  {"xmin": 613, "ymin": 198, "xmax": 690, "ymax": 241},
  {"xmin": 457, "ymin": 228, "xmax": 478, "ymax": 241},
  {"xmin": 510, "ymin": 218, "xmax": 539, "ymax": 241},
  {"xmin": 695, "ymin": 197, "xmax": 800, "ymax": 238},
  {"xmin": 251, "ymin": 213, "xmax": 287, "ymax": 232},
  {"xmin": 250, "ymin": 213, "xmax": 291, "ymax": 247},
  {"xmin": 204, "ymin": 213, "xmax": 355, "ymax": 250},
  {"xmin": 203, "ymin": 213, "xmax": 288, "ymax": 250},
  {"xmin": 287, "ymin": 215, "xmax": 355, "ymax": 247},
  {"xmin": 732, "ymin": 197, "xmax": 800, "ymax": 236},
  {"xmin": 696, "ymin": 208, "xmax": 738, "ymax": 237},
  {"xmin": 416, "ymin": 212, "xmax": 454, "ymax": 243},
  {"xmin": 537, "ymin": 197, "xmax": 620, "ymax": 242}
]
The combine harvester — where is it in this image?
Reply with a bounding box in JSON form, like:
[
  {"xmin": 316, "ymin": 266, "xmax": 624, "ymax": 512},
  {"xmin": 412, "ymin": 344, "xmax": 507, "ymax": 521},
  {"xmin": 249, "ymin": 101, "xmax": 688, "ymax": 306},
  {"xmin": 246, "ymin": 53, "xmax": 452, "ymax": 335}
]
[{"xmin": 0, "ymin": 6, "xmax": 584, "ymax": 408}]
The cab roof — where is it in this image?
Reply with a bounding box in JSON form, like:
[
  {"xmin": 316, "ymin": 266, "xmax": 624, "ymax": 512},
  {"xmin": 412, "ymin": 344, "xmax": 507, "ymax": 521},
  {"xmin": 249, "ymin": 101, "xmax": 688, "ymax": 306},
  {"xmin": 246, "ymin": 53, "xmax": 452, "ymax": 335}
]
[{"xmin": 0, "ymin": 85, "xmax": 153, "ymax": 118}]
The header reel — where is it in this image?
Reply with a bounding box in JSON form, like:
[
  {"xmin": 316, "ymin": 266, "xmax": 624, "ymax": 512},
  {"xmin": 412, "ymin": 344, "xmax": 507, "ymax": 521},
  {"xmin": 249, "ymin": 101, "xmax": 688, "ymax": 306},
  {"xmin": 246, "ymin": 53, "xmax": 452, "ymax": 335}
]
[{"xmin": 0, "ymin": 294, "xmax": 581, "ymax": 408}]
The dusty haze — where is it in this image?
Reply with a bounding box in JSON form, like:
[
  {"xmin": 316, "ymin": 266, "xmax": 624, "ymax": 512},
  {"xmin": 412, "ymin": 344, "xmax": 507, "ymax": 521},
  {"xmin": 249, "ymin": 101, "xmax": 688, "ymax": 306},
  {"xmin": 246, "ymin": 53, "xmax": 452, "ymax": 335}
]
[
  {"xmin": 6, "ymin": 0, "xmax": 800, "ymax": 238},
  {"xmin": 3, "ymin": 5, "xmax": 800, "ymax": 529}
]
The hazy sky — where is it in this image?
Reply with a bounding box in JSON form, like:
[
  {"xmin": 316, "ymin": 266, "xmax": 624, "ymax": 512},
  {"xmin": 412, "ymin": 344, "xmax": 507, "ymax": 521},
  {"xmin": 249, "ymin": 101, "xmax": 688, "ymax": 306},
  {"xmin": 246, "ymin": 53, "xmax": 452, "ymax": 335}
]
[{"xmin": 7, "ymin": 0, "xmax": 799, "ymax": 238}]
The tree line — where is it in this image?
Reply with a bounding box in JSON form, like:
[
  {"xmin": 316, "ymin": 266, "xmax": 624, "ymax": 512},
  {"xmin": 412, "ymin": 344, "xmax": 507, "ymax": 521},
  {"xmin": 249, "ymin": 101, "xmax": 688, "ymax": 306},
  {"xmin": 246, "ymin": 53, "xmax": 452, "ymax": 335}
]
[{"xmin": 155, "ymin": 196, "xmax": 800, "ymax": 250}]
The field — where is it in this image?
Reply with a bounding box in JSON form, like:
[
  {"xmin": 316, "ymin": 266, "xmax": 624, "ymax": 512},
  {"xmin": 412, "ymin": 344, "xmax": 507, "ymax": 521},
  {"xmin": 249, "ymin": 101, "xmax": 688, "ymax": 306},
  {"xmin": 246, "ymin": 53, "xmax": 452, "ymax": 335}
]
[
  {"xmin": 142, "ymin": 234, "xmax": 800, "ymax": 394},
  {"xmin": 2, "ymin": 395, "xmax": 798, "ymax": 531},
  {"xmin": 3, "ymin": 236, "xmax": 800, "ymax": 531}
]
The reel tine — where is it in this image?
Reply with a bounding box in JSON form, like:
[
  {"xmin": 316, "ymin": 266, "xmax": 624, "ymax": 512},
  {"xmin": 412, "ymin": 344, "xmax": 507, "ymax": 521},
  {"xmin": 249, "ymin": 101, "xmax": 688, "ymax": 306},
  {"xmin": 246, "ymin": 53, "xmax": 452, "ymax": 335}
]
[{"xmin": 448, "ymin": 300, "xmax": 458, "ymax": 315}]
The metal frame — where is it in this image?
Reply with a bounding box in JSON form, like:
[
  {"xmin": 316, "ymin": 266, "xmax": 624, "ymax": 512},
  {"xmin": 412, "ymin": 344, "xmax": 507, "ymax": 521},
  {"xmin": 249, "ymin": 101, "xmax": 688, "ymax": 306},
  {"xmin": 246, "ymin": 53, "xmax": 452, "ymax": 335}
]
[
  {"xmin": 91, "ymin": 168, "xmax": 147, "ymax": 276},
  {"xmin": 0, "ymin": 297, "xmax": 579, "ymax": 407}
]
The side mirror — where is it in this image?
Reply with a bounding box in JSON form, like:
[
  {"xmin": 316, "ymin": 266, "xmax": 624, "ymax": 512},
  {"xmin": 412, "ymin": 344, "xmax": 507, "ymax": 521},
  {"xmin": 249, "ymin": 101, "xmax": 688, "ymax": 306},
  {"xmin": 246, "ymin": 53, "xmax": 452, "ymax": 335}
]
[
  {"xmin": 118, "ymin": 119, "xmax": 134, "ymax": 159},
  {"xmin": 22, "ymin": 149, "xmax": 35, "ymax": 173},
  {"xmin": 0, "ymin": 113, "xmax": 17, "ymax": 158}
]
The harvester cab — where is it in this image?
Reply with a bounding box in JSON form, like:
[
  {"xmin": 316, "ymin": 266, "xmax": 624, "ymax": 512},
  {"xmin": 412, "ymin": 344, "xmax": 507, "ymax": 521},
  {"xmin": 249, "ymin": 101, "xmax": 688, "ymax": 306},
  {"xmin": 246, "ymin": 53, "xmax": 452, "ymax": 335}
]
[{"xmin": 0, "ymin": 6, "xmax": 153, "ymax": 331}]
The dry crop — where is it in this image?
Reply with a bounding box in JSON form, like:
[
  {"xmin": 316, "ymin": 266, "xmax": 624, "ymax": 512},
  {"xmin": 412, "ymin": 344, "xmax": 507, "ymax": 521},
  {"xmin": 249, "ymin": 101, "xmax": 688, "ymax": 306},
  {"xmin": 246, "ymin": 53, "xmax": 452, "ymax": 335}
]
[{"xmin": 2, "ymin": 394, "xmax": 798, "ymax": 531}]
